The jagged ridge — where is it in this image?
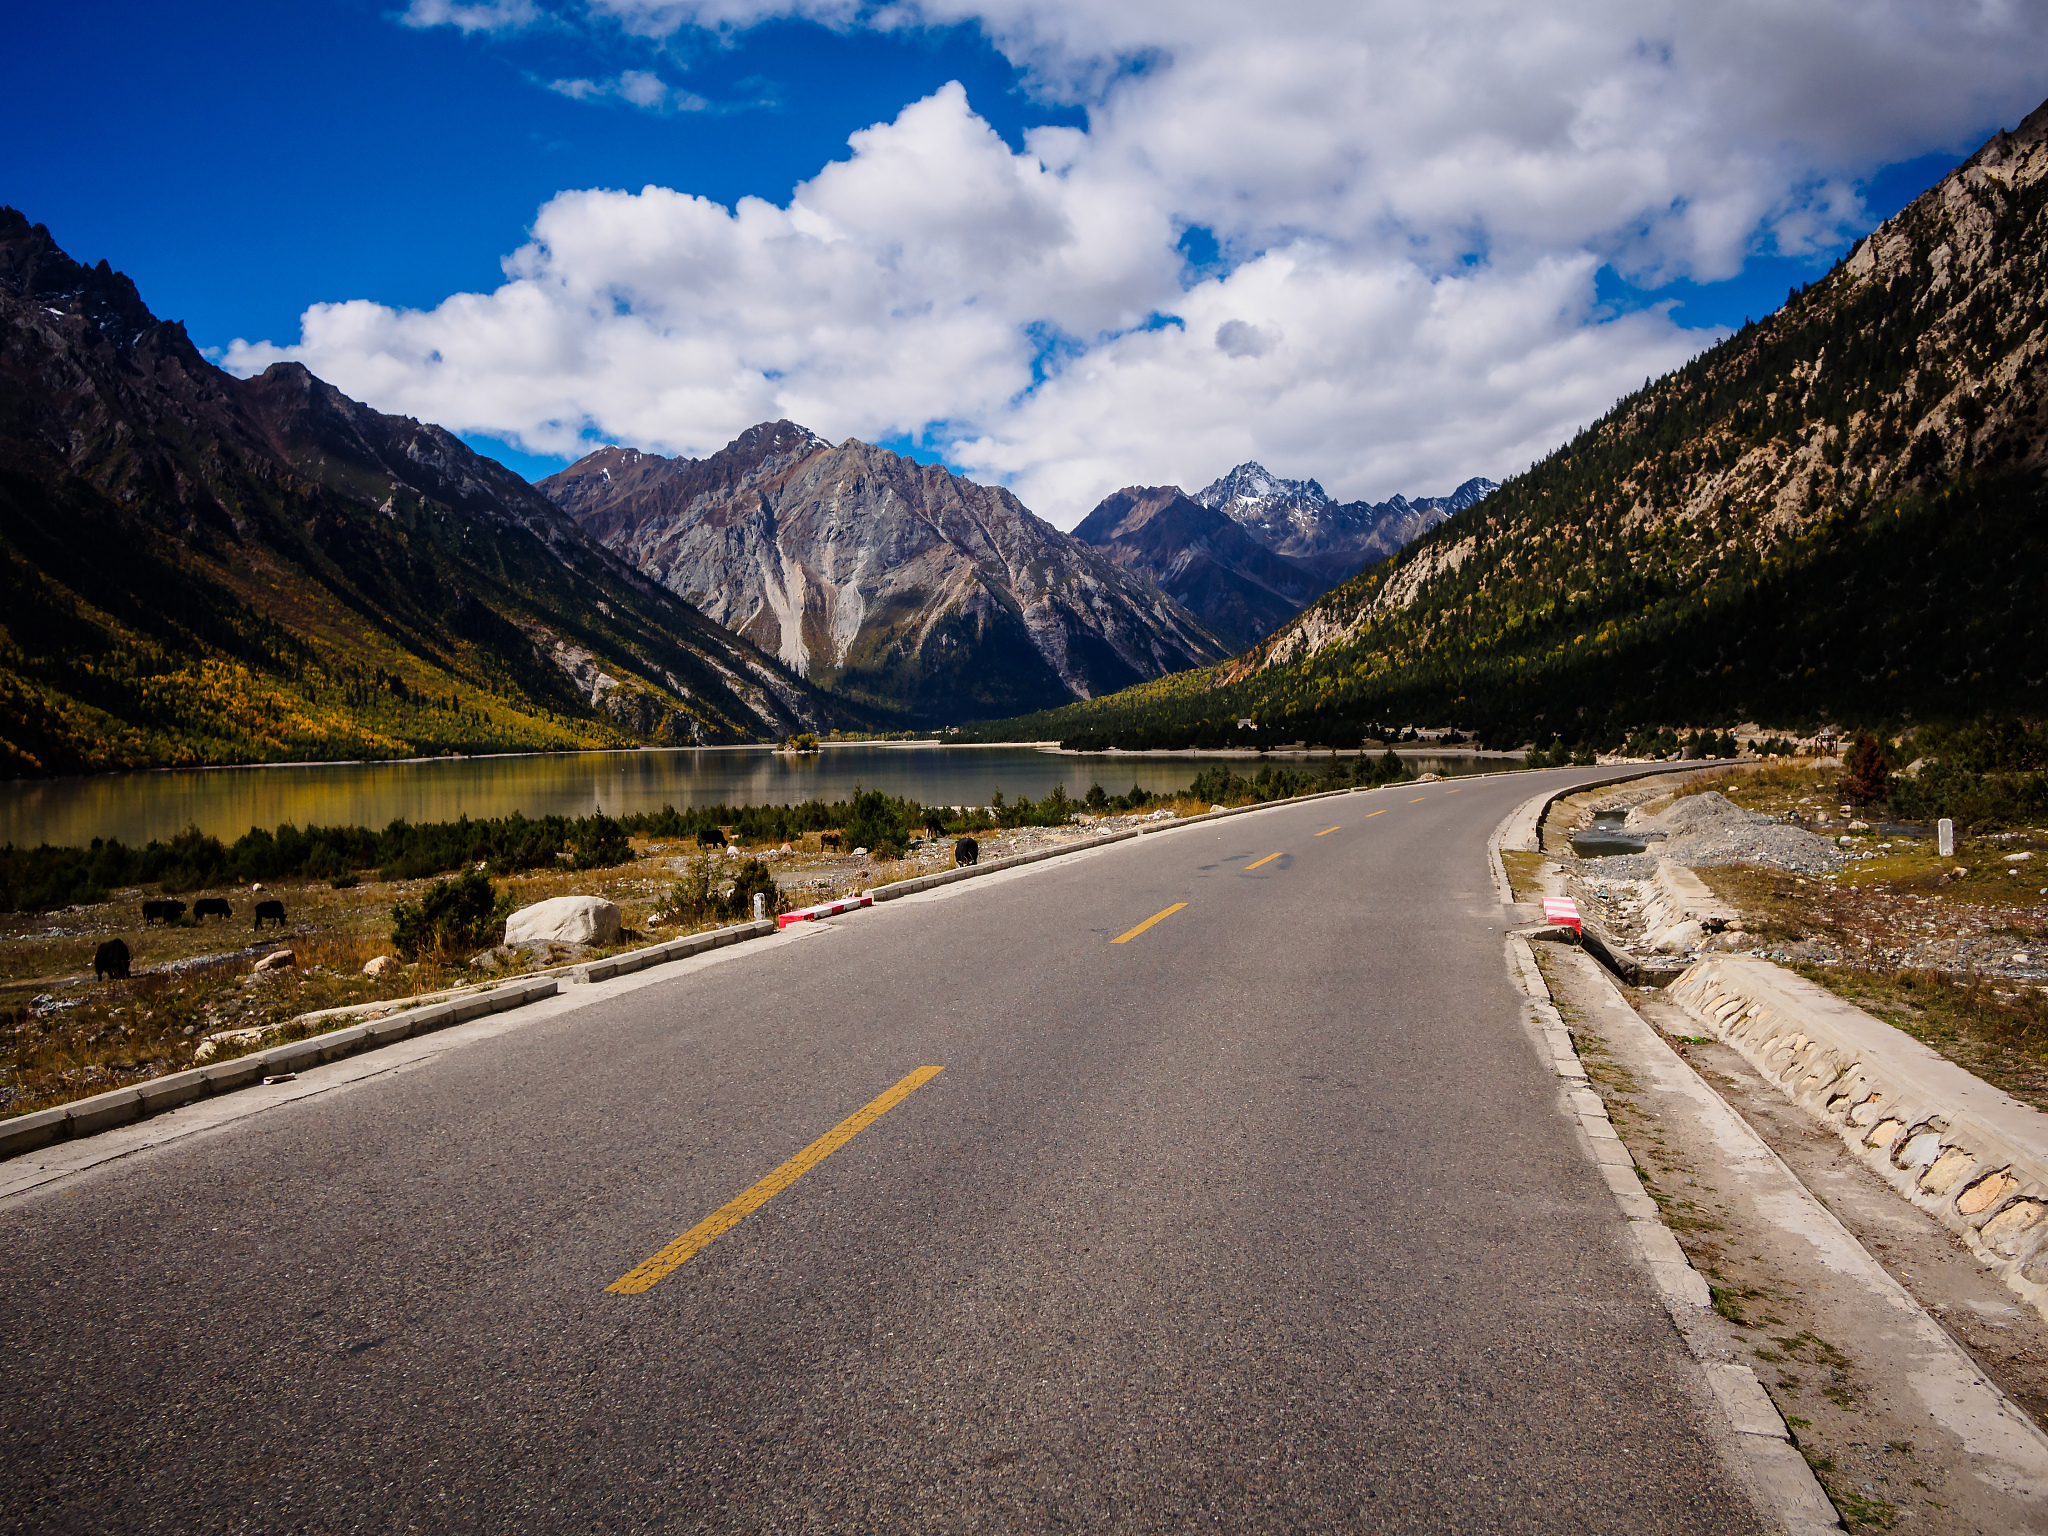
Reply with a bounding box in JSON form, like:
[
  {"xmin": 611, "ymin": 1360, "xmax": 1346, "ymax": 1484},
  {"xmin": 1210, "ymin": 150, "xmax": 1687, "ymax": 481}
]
[
  {"xmin": 0, "ymin": 210, "xmax": 854, "ymax": 776},
  {"xmin": 543, "ymin": 428, "xmax": 1226, "ymax": 721}
]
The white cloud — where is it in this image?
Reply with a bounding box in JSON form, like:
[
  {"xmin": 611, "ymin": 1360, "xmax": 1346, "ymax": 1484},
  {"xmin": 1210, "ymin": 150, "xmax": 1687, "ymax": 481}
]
[
  {"xmin": 544, "ymin": 68, "xmax": 709, "ymax": 110},
  {"xmin": 399, "ymin": 0, "xmax": 542, "ymax": 34},
  {"xmin": 241, "ymin": 1, "xmax": 2048, "ymax": 523}
]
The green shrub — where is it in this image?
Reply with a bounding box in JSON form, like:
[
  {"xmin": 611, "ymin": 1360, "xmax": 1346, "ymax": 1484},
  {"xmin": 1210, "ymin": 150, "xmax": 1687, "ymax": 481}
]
[
  {"xmin": 568, "ymin": 810, "xmax": 632, "ymax": 870},
  {"xmin": 723, "ymin": 858, "xmax": 781, "ymax": 919},
  {"xmin": 654, "ymin": 853, "xmax": 720, "ymax": 926},
  {"xmin": 390, "ymin": 869, "xmax": 511, "ymax": 958}
]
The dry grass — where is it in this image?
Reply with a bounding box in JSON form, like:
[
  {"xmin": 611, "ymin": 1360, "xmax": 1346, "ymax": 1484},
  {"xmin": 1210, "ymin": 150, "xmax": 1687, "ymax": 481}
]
[
  {"xmin": 1501, "ymin": 849, "xmax": 1546, "ymax": 902},
  {"xmin": 2, "ymin": 808, "xmax": 1222, "ymax": 1118}
]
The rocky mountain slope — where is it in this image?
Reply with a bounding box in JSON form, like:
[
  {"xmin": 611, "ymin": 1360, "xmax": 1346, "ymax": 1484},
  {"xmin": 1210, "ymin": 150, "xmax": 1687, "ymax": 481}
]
[
  {"xmin": 1067, "ymin": 486, "xmax": 1323, "ymax": 652},
  {"xmin": 0, "ymin": 211, "xmax": 851, "ymax": 776},
  {"xmin": 1194, "ymin": 463, "xmax": 1498, "ymax": 586},
  {"xmin": 962, "ymin": 99, "xmax": 2048, "ymax": 748},
  {"xmin": 1067, "ymin": 466, "xmax": 1496, "ymax": 652},
  {"xmin": 541, "ymin": 428, "xmax": 1223, "ymax": 721}
]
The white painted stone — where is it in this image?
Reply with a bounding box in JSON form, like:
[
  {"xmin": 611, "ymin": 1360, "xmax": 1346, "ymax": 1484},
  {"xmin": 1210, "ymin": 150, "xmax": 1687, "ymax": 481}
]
[
  {"xmin": 504, "ymin": 895, "xmax": 622, "ymax": 948},
  {"xmin": 1939, "ymin": 818, "xmax": 1955, "ymax": 858}
]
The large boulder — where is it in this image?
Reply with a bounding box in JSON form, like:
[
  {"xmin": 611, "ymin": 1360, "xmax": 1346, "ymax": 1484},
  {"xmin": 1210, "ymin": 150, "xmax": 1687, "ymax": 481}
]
[{"xmin": 504, "ymin": 895, "xmax": 621, "ymax": 948}]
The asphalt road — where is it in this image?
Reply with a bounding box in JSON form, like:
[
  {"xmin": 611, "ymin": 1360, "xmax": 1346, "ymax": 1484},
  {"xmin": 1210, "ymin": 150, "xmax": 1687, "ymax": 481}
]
[{"xmin": 0, "ymin": 767, "xmax": 1764, "ymax": 1533}]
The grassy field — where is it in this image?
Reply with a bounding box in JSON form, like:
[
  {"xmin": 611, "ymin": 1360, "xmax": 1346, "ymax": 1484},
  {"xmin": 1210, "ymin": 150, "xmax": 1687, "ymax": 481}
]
[
  {"xmin": 2, "ymin": 794, "xmax": 1225, "ymax": 1120},
  {"xmin": 1673, "ymin": 764, "xmax": 2048, "ymax": 1110}
]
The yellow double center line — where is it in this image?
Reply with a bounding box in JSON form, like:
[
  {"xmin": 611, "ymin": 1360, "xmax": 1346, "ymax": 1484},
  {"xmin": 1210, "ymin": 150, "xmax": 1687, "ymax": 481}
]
[{"xmin": 607, "ymin": 1065, "xmax": 944, "ymax": 1295}]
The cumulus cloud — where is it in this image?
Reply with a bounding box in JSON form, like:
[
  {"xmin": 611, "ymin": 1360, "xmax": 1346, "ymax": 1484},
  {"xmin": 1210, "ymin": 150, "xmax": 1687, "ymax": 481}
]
[{"xmin": 238, "ymin": 0, "xmax": 2048, "ymax": 522}]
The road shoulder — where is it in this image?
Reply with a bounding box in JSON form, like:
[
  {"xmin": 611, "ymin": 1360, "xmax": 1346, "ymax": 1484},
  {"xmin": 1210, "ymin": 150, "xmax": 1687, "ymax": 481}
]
[{"xmin": 1539, "ymin": 937, "xmax": 2048, "ymax": 1532}]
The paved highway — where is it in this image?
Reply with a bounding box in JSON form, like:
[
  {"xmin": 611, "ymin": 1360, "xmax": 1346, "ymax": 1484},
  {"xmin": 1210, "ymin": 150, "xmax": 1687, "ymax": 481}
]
[{"xmin": 0, "ymin": 768, "xmax": 1763, "ymax": 1533}]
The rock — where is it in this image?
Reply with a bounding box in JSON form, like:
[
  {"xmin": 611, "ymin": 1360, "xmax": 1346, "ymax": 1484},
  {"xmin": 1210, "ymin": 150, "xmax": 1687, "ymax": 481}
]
[
  {"xmin": 1211, "ymin": 804, "xmax": 1228, "ymax": 813},
  {"xmin": 1649, "ymin": 921, "xmax": 1704, "ymax": 955},
  {"xmin": 362, "ymin": 955, "xmax": 399, "ymax": 977},
  {"xmin": 504, "ymin": 895, "xmax": 621, "ymax": 948},
  {"xmin": 253, "ymin": 949, "xmax": 295, "ymax": 973},
  {"xmin": 852, "ymin": 847, "xmax": 870, "ymax": 858},
  {"xmin": 469, "ymin": 950, "xmax": 502, "ymax": 971}
]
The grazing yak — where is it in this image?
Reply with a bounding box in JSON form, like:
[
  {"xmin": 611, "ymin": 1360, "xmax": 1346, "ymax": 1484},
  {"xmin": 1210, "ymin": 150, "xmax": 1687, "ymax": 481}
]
[
  {"xmin": 954, "ymin": 836, "xmax": 979, "ymax": 867},
  {"xmin": 819, "ymin": 831, "xmax": 842, "ymax": 850},
  {"xmin": 193, "ymin": 897, "xmax": 232, "ymax": 921},
  {"xmin": 141, "ymin": 899, "xmax": 186, "ymax": 924},
  {"xmin": 253, "ymin": 899, "xmax": 287, "ymax": 930},
  {"xmin": 94, "ymin": 939, "xmax": 130, "ymax": 981}
]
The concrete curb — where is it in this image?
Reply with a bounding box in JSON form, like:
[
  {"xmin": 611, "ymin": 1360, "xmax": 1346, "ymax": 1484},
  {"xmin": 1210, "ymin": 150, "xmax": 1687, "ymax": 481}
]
[
  {"xmin": 1503, "ymin": 934, "xmax": 1842, "ymax": 1535},
  {"xmin": 580, "ymin": 918, "xmax": 775, "ymax": 982},
  {"xmin": 2, "ymin": 786, "xmax": 1411, "ymax": 1164},
  {"xmin": 1487, "ymin": 761, "xmax": 1702, "ymax": 904},
  {"xmin": 1670, "ymin": 955, "xmax": 2048, "ymax": 1319},
  {"xmin": 0, "ymin": 764, "xmax": 1614, "ymax": 1166},
  {"xmin": 0, "ymin": 974, "xmax": 563, "ymax": 1161}
]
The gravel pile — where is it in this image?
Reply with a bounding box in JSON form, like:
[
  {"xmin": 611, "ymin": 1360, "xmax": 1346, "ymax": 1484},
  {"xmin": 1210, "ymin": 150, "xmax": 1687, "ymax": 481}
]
[{"xmin": 1578, "ymin": 790, "xmax": 1845, "ymax": 879}]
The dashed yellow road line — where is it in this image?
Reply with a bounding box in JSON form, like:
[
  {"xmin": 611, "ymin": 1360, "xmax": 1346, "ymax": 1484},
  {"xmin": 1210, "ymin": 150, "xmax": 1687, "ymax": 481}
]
[
  {"xmin": 1113, "ymin": 902, "xmax": 1186, "ymax": 944},
  {"xmin": 1445, "ymin": 788, "xmax": 1462, "ymax": 794},
  {"xmin": 1243, "ymin": 851, "xmax": 1284, "ymax": 871},
  {"xmin": 1315, "ymin": 826, "xmax": 1340, "ymax": 836},
  {"xmin": 1364, "ymin": 808, "xmax": 1388, "ymax": 817},
  {"xmin": 606, "ymin": 1066, "xmax": 944, "ymax": 1295},
  {"xmin": 1409, "ymin": 796, "xmax": 1427, "ymax": 803}
]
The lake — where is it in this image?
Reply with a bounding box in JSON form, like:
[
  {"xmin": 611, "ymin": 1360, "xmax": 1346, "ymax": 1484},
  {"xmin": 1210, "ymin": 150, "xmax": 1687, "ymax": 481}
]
[{"xmin": 0, "ymin": 744, "xmax": 1522, "ymax": 849}]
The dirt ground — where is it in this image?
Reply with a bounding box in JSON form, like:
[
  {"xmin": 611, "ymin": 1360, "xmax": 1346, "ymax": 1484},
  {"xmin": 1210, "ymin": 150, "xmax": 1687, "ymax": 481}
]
[
  {"xmin": 0, "ymin": 800, "xmax": 1207, "ymax": 1119},
  {"xmin": 1545, "ymin": 760, "xmax": 2048, "ymax": 1112}
]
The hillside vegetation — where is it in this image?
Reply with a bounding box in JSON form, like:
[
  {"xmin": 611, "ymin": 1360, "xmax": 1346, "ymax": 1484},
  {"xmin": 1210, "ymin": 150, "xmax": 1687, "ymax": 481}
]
[
  {"xmin": 0, "ymin": 212, "xmax": 855, "ymax": 777},
  {"xmin": 962, "ymin": 102, "xmax": 2048, "ymax": 751}
]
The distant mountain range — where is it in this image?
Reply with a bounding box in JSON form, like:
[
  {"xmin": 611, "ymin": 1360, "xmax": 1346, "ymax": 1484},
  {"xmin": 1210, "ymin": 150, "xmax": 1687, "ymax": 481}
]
[
  {"xmin": 0, "ymin": 210, "xmax": 852, "ymax": 776},
  {"xmin": 1196, "ymin": 465, "xmax": 1497, "ymax": 584},
  {"xmin": 956, "ymin": 96, "xmax": 2048, "ymax": 749},
  {"xmin": 542, "ymin": 428, "xmax": 1226, "ymax": 721},
  {"xmin": 1070, "ymin": 466, "xmax": 1495, "ymax": 651},
  {"xmin": 0, "ymin": 208, "xmax": 1494, "ymax": 774}
]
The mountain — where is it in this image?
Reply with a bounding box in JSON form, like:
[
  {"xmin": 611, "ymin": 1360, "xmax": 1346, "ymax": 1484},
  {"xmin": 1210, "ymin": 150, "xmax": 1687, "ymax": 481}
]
[
  {"xmin": 1069, "ymin": 467, "xmax": 1498, "ymax": 652},
  {"xmin": 540, "ymin": 428, "xmax": 1224, "ymax": 721},
  {"xmin": 1193, "ymin": 464, "xmax": 1499, "ymax": 586},
  {"xmin": 1068, "ymin": 485, "xmax": 1324, "ymax": 652},
  {"xmin": 958, "ymin": 98, "xmax": 2048, "ymax": 749},
  {"xmin": 0, "ymin": 210, "xmax": 853, "ymax": 777}
]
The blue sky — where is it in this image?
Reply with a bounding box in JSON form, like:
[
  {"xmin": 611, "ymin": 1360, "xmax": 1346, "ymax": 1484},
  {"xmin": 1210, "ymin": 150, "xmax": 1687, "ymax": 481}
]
[{"xmin": 8, "ymin": 2, "xmax": 2040, "ymax": 515}]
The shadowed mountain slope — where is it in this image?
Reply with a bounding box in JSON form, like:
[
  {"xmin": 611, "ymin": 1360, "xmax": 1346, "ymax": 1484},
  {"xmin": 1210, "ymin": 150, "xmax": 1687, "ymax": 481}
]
[
  {"xmin": 1069, "ymin": 485, "xmax": 1323, "ymax": 652},
  {"xmin": 956, "ymin": 100, "xmax": 2048, "ymax": 748},
  {"xmin": 0, "ymin": 210, "xmax": 850, "ymax": 776}
]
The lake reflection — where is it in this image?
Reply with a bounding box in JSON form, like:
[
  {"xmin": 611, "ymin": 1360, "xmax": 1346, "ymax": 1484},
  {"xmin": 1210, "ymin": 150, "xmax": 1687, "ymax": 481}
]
[{"xmin": 1, "ymin": 744, "xmax": 1518, "ymax": 849}]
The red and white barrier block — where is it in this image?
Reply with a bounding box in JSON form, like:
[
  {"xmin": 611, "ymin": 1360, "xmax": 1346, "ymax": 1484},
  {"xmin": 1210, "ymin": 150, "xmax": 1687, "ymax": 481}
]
[
  {"xmin": 777, "ymin": 893, "xmax": 874, "ymax": 929},
  {"xmin": 1542, "ymin": 896, "xmax": 1583, "ymax": 934}
]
